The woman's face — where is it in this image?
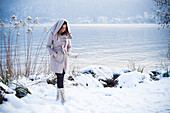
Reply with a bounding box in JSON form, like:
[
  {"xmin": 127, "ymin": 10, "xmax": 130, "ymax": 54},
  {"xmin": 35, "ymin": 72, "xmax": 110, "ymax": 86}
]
[{"xmin": 60, "ymin": 24, "xmax": 67, "ymax": 33}]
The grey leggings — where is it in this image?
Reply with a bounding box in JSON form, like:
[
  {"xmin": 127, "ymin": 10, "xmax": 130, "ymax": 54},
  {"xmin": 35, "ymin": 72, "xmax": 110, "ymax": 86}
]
[{"xmin": 55, "ymin": 70, "xmax": 65, "ymax": 88}]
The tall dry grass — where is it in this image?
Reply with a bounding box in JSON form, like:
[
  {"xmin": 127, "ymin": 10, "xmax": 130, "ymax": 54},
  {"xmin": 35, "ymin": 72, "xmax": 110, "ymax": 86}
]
[{"xmin": 0, "ymin": 15, "xmax": 50, "ymax": 85}]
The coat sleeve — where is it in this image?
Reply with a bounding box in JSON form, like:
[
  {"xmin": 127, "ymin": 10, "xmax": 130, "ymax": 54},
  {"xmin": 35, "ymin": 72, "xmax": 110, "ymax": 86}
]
[
  {"xmin": 67, "ymin": 39, "xmax": 72, "ymax": 56},
  {"xmin": 46, "ymin": 32, "xmax": 56, "ymax": 57}
]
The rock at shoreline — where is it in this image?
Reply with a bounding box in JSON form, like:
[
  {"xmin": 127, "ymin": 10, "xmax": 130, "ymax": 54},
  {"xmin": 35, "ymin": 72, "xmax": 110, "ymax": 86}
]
[
  {"xmin": 151, "ymin": 69, "xmax": 169, "ymax": 80},
  {"xmin": 0, "ymin": 82, "xmax": 14, "ymax": 104}
]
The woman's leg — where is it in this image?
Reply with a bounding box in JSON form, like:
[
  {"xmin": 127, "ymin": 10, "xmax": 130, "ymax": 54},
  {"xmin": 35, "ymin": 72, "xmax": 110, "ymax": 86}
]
[
  {"xmin": 55, "ymin": 70, "xmax": 66, "ymax": 104},
  {"xmin": 55, "ymin": 70, "xmax": 64, "ymax": 101},
  {"xmin": 56, "ymin": 70, "xmax": 65, "ymax": 88}
]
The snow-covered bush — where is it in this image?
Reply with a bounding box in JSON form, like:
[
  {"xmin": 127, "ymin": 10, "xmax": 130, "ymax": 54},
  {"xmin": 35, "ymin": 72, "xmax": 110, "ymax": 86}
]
[{"xmin": 153, "ymin": 0, "xmax": 170, "ymax": 29}]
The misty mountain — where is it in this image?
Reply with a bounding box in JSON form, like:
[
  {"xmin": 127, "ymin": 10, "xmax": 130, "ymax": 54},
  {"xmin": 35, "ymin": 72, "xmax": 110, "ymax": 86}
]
[{"xmin": 0, "ymin": 0, "xmax": 156, "ymax": 23}]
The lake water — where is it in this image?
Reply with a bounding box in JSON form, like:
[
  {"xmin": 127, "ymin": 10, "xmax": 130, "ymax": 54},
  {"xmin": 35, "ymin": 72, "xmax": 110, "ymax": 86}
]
[
  {"xmin": 1, "ymin": 24, "xmax": 169, "ymax": 73},
  {"xmin": 69, "ymin": 24, "xmax": 169, "ymax": 72}
]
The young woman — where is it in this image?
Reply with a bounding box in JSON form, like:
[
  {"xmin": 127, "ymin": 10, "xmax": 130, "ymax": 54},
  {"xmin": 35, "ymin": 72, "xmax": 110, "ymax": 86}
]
[{"xmin": 46, "ymin": 18, "xmax": 72, "ymax": 104}]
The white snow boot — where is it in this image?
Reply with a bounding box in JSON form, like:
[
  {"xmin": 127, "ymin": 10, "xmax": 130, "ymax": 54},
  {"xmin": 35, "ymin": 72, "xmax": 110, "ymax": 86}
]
[
  {"xmin": 56, "ymin": 88, "xmax": 61, "ymax": 101},
  {"xmin": 60, "ymin": 88, "xmax": 66, "ymax": 105}
]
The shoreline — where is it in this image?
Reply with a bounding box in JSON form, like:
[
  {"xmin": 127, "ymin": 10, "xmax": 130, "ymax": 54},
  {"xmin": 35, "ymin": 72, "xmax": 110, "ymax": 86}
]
[{"xmin": 3, "ymin": 23, "xmax": 160, "ymax": 27}]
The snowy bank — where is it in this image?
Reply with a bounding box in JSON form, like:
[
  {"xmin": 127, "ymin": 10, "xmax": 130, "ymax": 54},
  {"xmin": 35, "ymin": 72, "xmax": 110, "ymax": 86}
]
[
  {"xmin": 0, "ymin": 77, "xmax": 170, "ymax": 113},
  {"xmin": 0, "ymin": 65, "xmax": 170, "ymax": 113}
]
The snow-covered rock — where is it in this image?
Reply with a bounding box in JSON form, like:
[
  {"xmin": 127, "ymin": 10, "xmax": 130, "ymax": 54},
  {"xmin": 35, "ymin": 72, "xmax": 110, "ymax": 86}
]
[
  {"xmin": 112, "ymin": 68, "xmax": 131, "ymax": 79},
  {"xmin": 0, "ymin": 82, "xmax": 14, "ymax": 93},
  {"xmin": 0, "ymin": 82, "xmax": 16, "ymax": 104},
  {"xmin": 117, "ymin": 71, "xmax": 151, "ymax": 88},
  {"xmin": 79, "ymin": 65, "xmax": 113, "ymax": 80},
  {"xmin": 74, "ymin": 73, "xmax": 103, "ymax": 88},
  {"xmin": 151, "ymin": 68, "xmax": 170, "ymax": 80}
]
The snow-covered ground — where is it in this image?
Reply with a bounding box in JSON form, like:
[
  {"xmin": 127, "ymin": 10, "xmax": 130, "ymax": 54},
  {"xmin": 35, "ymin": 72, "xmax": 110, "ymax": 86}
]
[{"xmin": 0, "ymin": 66, "xmax": 170, "ymax": 113}]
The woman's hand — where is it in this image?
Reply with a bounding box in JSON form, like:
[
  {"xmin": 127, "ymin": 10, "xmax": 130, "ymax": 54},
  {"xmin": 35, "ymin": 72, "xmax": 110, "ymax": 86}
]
[{"xmin": 53, "ymin": 53, "xmax": 57, "ymax": 58}]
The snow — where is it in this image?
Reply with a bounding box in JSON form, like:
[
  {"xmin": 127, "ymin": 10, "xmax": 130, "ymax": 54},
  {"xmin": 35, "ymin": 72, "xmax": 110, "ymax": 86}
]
[
  {"xmin": 151, "ymin": 68, "xmax": 169, "ymax": 80},
  {"xmin": 74, "ymin": 73, "xmax": 104, "ymax": 88},
  {"xmin": 0, "ymin": 66, "xmax": 170, "ymax": 113},
  {"xmin": 0, "ymin": 82, "xmax": 13, "ymax": 93},
  {"xmin": 117, "ymin": 71, "xmax": 151, "ymax": 88},
  {"xmin": 79, "ymin": 65, "xmax": 113, "ymax": 80}
]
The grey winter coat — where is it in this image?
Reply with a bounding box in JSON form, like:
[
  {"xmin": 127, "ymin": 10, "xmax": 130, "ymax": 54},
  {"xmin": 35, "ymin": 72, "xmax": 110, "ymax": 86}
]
[{"xmin": 46, "ymin": 19, "xmax": 72, "ymax": 74}]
